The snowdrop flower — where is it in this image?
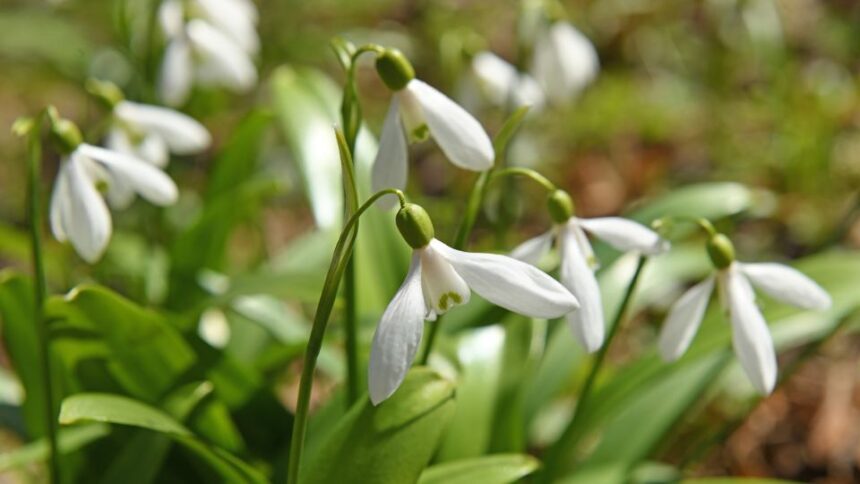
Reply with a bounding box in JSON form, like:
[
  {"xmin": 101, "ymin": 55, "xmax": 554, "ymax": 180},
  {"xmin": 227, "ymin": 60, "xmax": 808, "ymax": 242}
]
[
  {"xmin": 158, "ymin": 0, "xmax": 258, "ymax": 106},
  {"xmin": 471, "ymin": 51, "xmax": 545, "ymax": 110},
  {"xmin": 371, "ymin": 49, "xmax": 494, "ymax": 204},
  {"xmin": 658, "ymin": 233, "xmax": 831, "ymax": 394},
  {"xmin": 532, "ymin": 21, "xmax": 599, "ymax": 106},
  {"xmin": 48, "ymin": 118, "xmax": 178, "ymax": 263},
  {"xmin": 88, "ymin": 80, "xmax": 211, "ymax": 175},
  {"xmin": 512, "ymin": 190, "xmax": 669, "ymax": 352},
  {"xmin": 369, "ymin": 203, "xmax": 579, "ymax": 404},
  {"xmin": 106, "ymin": 100, "xmax": 211, "ymax": 173}
]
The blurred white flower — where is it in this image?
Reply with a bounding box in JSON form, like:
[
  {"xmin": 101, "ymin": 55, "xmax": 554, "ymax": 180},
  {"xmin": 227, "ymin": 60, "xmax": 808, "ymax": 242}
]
[
  {"xmin": 372, "ymin": 51, "xmax": 494, "ymax": 206},
  {"xmin": 512, "ymin": 198, "xmax": 668, "ymax": 352},
  {"xmin": 368, "ymin": 238, "xmax": 579, "ymax": 404},
  {"xmin": 106, "ymin": 100, "xmax": 211, "ymax": 174},
  {"xmin": 531, "ymin": 22, "xmax": 599, "ymax": 106},
  {"xmin": 471, "ymin": 51, "xmax": 545, "ymax": 110},
  {"xmin": 50, "ymin": 144, "xmax": 178, "ymax": 263},
  {"xmin": 158, "ymin": 0, "xmax": 258, "ymax": 106},
  {"xmin": 658, "ymin": 259, "xmax": 831, "ymax": 395}
]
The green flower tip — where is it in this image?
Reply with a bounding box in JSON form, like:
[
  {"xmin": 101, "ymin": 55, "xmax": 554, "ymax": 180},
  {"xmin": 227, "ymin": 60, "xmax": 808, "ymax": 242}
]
[
  {"xmin": 396, "ymin": 203, "xmax": 435, "ymax": 249},
  {"xmin": 546, "ymin": 189, "xmax": 574, "ymax": 224},
  {"xmin": 375, "ymin": 48, "xmax": 415, "ymax": 91},
  {"xmin": 47, "ymin": 108, "xmax": 82, "ymax": 154},
  {"xmin": 86, "ymin": 79, "xmax": 124, "ymax": 108},
  {"xmin": 706, "ymin": 233, "xmax": 735, "ymax": 269}
]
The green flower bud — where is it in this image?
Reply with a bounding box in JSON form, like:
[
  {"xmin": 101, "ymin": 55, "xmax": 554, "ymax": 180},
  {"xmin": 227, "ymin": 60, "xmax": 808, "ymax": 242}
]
[
  {"xmin": 47, "ymin": 107, "xmax": 82, "ymax": 154},
  {"xmin": 375, "ymin": 49, "xmax": 415, "ymax": 91},
  {"xmin": 396, "ymin": 203, "xmax": 435, "ymax": 249},
  {"xmin": 546, "ymin": 189, "xmax": 574, "ymax": 224},
  {"xmin": 706, "ymin": 233, "xmax": 735, "ymax": 270},
  {"xmin": 86, "ymin": 79, "xmax": 124, "ymax": 109}
]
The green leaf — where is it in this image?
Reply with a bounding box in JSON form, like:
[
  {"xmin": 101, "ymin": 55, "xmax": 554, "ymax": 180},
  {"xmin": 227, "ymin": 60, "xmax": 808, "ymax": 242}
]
[
  {"xmin": 205, "ymin": 110, "xmax": 273, "ymax": 202},
  {"xmin": 329, "ymin": 37, "xmax": 356, "ymax": 71},
  {"xmin": 271, "ymin": 65, "xmax": 344, "ymax": 230},
  {"xmin": 436, "ymin": 325, "xmax": 506, "ymax": 461},
  {"xmin": 492, "ymin": 106, "xmax": 530, "ymax": 161},
  {"xmin": 0, "ymin": 423, "xmax": 111, "ymax": 472},
  {"xmin": 46, "ymin": 285, "xmax": 196, "ymax": 400},
  {"xmin": 418, "ymin": 454, "xmax": 540, "ymax": 484},
  {"xmin": 59, "ymin": 393, "xmax": 266, "ymax": 483},
  {"xmin": 629, "ymin": 182, "xmax": 765, "ymax": 225},
  {"xmin": 301, "ymin": 367, "xmax": 457, "ymax": 484},
  {"xmin": 60, "ymin": 394, "xmax": 191, "ymax": 436}
]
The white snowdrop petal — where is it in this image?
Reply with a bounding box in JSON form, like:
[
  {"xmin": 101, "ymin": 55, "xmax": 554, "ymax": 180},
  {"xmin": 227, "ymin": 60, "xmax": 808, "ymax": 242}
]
[
  {"xmin": 406, "ymin": 79, "xmax": 494, "ymax": 171},
  {"xmin": 419, "ymin": 244, "xmax": 471, "ymax": 314},
  {"xmin": 727, "ymin": 266, "xmax": 777, "ymax": 394},
  {"xmin": 510, "ymin": 229, "xmax": 555, "ymax": 266},
  {"xmin": 64, "ymin": 155, "xmax": 112, "ymax": 263},
  {"xmin": 577, "ymin": 217, "xmax": 669, "ymax": 255},
  {"xmin": 77, "ymin": 145, "xmax": 178, "ymax": 206},
  {"xmin": 740, "ymin": 262, "xmax": 832, "ymax": 310},
  {"xmin": 430, "ymin": 239, "xmax": 578, "ymax": 319},
  {"xmin": 532, "ymin": 22, "xmax": 599, "ymax": 105},
  {"xmin": 187, "ymin": 20, "xmax": 257, "ymax": 91},
  {"xmin": 471, "ymin": 51, "xmax": 520, "ymax": 106},
  {"xmin": 115, "ymin": 101, "xmax": 211, "ymax": 155},
  {"xmin": 49, "ymin": 161, "xmax": 72, "ymax": 242},
  {"xmin": 137, "ymin": 133, "xmax": 170, "ymax": 168},
  {"xmin": 368, "ymin": 254, "xmax": 427, "ymax": 405},
  {"xmin": 371, "ymin": 98, "xmax": 409, "ymax": 209},
  {"xmin": 658, "ymin": 276, "xmax": 715, "ymax": 361},
  {"xmin": 559, "ymin": 222, "xmax": 604, "ymax": 352},
  {"xmin": 158, "ymin": 0, "xmax": 185, "ymax": 38},
  {"xmin": 195, "ymin": 0, "xmax": 260, "ymax": 54},
  {"xmin": 159, "ymin": 38, "xmax": 194, "ymax": 107}
]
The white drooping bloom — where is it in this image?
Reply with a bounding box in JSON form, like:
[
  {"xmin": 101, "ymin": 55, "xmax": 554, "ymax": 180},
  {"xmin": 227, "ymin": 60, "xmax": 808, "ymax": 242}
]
[
  {"xmin": 158, "ymin": 0, "xmax": 258, "ymax": 106},
  {"xmin": 658, "ymin": 260, "xmax": 831, "ymax": 394},
  {"xmin": 106, "ymin": 100, "xmax": 211, "ymax": 175},
  {"xmin": 371, "ymin": 80, "xmax": 494, "ymax": 205},
  {"xmin": 512, "ymin": 213, "xmax": 668, "ymax": 352},
  {"xmin": 368, "ymin": 238, "xmax": 579, "ymax": 404},
  {"xmin": 50, "ymin": 144, "xmax": 178, "ymax": 263},
  {"xmin": 531, "ymin": 22, "xmax": 599, "ymax": 106},
  {"xmin": 471, "ymin": 51, "xmax": 545, "ymax": 110}
]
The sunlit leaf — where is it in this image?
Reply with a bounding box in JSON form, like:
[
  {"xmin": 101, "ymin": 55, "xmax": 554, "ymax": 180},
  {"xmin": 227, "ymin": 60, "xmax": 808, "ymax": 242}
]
[{"xmin": 418, "ymin": 454, "xmax": 540, "ymax": 484}]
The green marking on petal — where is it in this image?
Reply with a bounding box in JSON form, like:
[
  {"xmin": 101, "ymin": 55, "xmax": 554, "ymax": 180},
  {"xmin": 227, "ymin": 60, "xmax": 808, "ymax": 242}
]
[
  {"xmin": 438, "ymin": 292, "xmax": 463, "ymax": 312},
  {"xmin": 410, "ymin": 124, "xmax": 429, "ymax": 142}
]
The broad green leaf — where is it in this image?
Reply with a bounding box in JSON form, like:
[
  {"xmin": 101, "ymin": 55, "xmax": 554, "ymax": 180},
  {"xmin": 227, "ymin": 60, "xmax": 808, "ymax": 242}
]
[
  {"xmin": 629, "ymin": 182, "xmax": 766, "ymax": 225},
  {"xmin": 0, "ymin": 271, "xmax": 46, "ymax": 437},
  {"xmin": 0, "ymin": 423, "xmax": 110, "ymax": 472},
  {"xmin": 436, "ymin": 325, "xmax": 506, "ymax": 461},
  {"xmin": 60, "ymin": 394, "xmax": 191, "ymax": 436},
  {"xmin": 46, "ymin": 285, "xmax": 196, "ymax": 400},
  {"xmin": 59, "ymin": 393, "xmax": 265, "ymax": 483},
  {"xmin": 301, "ymin": 367, "xmax": 456, "ymax": 484},
  {"xmin": 99, "ymin": 382, "xmax": 215, "ymax": 484},
  {"xmin": 271, "ymin": 65, "xmax": 344, "ymax": 230},
  {"xmin": 418, "ymin": 454, "xmax": 540, "ymax": 484}
]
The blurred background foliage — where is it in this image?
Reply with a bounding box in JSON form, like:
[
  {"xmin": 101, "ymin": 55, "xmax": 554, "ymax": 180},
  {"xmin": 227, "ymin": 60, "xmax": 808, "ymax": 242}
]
[{"xmin": 1, "ymin": 0, "xmax": 860, "ymax": 482}]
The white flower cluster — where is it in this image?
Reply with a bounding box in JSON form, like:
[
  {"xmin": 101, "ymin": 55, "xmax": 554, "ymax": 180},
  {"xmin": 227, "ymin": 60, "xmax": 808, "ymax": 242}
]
[
  {"xmin": 158, "ymin": 0, "xmax": 259, "ymax": 106},
  {"xmin": 471, "ymin": 21, "xmax": 599, "ymax": 110}
]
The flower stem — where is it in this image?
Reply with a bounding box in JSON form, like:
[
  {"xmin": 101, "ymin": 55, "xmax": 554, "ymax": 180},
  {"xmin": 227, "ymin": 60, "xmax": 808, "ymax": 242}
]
[
  {"xmin": 452, "ymin": 170, "xmax": 492, "ymax": 250},
  {"xmin": 490, "ymin": 167, "xmax": 557, "ymax": 192},
  {"xmin": 540, "ymin": 255, "xmax": 649, "ymax": 481},
  {"xmin": 286, "ymin": 189, "xmax": 405, "ymax": 484},
  {"xmin": 418, "ymin": 315, "xmax": 442, "ymax": 366},
  {"xmin": 25, "ymin": 116, "xmax": 60, "ymax": 482}
]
